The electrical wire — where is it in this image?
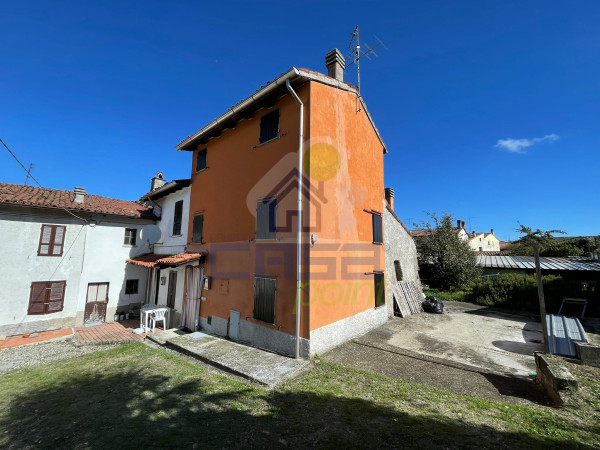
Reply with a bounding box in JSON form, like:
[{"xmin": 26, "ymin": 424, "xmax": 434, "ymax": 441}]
[{"xmin": 1, "ymin": 137, "xmax": 89, "ymax": 223}]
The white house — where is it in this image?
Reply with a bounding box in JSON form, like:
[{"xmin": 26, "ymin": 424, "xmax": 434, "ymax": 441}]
[
  {"xmin": 0, "ymin": 182, "xmax": 155, "ymax": 336},
  {"xmin": 127, "ymin": 173, "xmax": 206, "ymax": 331}
]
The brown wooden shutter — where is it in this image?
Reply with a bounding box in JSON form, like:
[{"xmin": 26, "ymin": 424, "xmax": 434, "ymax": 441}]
[
  {"xmin": 52, "ymin": 226, "xmax": 65, "ymax": 256},
  {"xmin": 28, "ymin": 282, "xmax": 48, "ymax": 315},
  {"xmin": 38, "ymin": 225, "xmax": 52, "ymax": 255},
  {"xmin": 47, "ymin": 281, "xmax": 66, "ymax": 312}
]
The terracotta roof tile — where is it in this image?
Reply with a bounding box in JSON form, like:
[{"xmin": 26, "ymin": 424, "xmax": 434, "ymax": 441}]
[
  {"xmin": 127, "ymin": 252, "xmax": 206, "ymax": 267},
  {"xmin": 0, "ymin": 183, "xmax": 154, "ymax": 219}
]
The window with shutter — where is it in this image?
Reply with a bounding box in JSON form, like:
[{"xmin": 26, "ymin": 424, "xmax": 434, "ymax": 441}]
[
  {"xmin": 192, "ymin": 215, "xmax": 204, "ymax": 243},
  {"xmin": 254, "ymin": 277, "xmax": 276, "ymax": 323},
  {"xmin": 28, "ymin": 280, "xmax": 66, "ymax": 315},
  {"xmin": 372, "ymin": 213, "xmax": 383, "ymax": 244},
  {"xmin": 37, "ymin": 225, "xmax": 66, "ymax": 256},
  {"xmin": 172, "ymin": 200, "xmax": 183, "ymax": 236},
  {"xmin": 374, "ymin": 273, "xmax": 385, "ymax": 307},
  {"xmin": 196, "ymin": 149, "xmax": 207, "ymax": 172},
  {"xmin": 256, "ymin": 198, "xmax": 277, "ymax": 240},
  {"xmin": 259, "ymin": 109, "xmax": 280, "ymax": 144}
]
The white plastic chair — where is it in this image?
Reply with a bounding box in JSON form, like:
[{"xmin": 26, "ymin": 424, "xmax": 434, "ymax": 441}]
[{"xmin": 150, "ymin": 308, "xmax": 167, "ymax": 332}]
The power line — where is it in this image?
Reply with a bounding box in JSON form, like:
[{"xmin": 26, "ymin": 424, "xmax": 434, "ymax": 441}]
[{"xmin": 1, "ymin": 137, "xmax": 89, "ymax": 223}]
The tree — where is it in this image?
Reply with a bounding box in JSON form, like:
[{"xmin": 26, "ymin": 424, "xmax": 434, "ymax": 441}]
[
  {"xmin": 507, "ymin": 223, "xmax": 593, "ymax": 257},
  {"xmin": 415, "ymin": 213, "xmax": 480, "ymax": 290}
]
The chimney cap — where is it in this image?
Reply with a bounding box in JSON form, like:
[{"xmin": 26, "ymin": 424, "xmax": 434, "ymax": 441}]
[
  {"xmin": 325, "ymin": 48, "xmax": 345, "ymax": 82},
  {"xmin": 384, "ymin": 187, "xmax": 395, "ymax": 198},
  {"xmin": 74, "ymin": 186, "xmax": 86, "ymax": 204}
]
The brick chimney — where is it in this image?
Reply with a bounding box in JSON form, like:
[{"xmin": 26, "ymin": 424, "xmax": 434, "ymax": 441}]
[
  {"xmin": 325, "ymin": 48, "xmax": 345, "ymax": 82},
  {"xmin": 384, "ymin": 187, "xmax": 394, "ymax": 211},
  {"xmin": 74, "ymin": 187, "xmax": 86, "ymax": 204},
  {"xmin": 151, "ymin": 171, "xmax": 165, "ymax": 191}
]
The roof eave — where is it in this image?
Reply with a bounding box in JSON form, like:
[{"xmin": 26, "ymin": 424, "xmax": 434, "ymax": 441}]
[{"xmin": 175, "ymin": 67, "xmax": 387, "ymax": 154}]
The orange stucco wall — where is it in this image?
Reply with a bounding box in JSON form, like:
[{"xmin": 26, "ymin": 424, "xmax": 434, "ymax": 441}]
[
  {"xmin": 185, "ymin": 79, "xmax": 385, "ymax": 339},
  {"xmin": 186, "ymin": 84, "xmax": 311, "ymax": 339},
  {"xmin": 305, "ymin": 81, "xmax": 386, "ymax": 331}
]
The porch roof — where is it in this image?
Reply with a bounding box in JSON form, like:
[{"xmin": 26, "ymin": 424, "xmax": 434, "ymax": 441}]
[{"xmin": 127, "ymin": 251, "xmax": 207, "ymax": 268}]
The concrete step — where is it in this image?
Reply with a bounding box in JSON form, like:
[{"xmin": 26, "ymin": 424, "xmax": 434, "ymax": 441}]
[
  {"xmin": 145, "ymin": 328, "xmax": 187, "ymax": 346},
  {"xmin": 164, "ymin": 332, "xmax": 308, "ymax": 388}
]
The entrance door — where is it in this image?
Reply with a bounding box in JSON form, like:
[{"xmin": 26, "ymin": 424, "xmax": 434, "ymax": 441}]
[
  {"xmin": 84, "ymin": 282, "xmax": 108, "ymax": 325},
  {"xmin": 166, "ymin": 271, "xmax": 177, "ymax": 309},
  {"xmin": 183, "ymin": 267, "xmax": 202, "ymax": 331},
  {"xmin": 229, "ymin": 310, "xmax": 240, "ymax": 341}
]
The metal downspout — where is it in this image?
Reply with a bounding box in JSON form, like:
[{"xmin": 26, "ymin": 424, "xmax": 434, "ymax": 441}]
[{"xmin": 286, "ymin": 76, "xmax": 303, "ymax": 359}]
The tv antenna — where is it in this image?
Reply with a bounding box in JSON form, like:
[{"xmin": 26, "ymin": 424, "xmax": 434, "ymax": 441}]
[
  {"xmin": 24, "ymin": 163, "xmax": 34, "ymax": 185},
  {"xmin": 346, "ymin": 25, "xmax": 386, "ymax": 95}
]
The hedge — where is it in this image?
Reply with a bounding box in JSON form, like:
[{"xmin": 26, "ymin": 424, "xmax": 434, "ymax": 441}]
[{"xmin": 469, "ymin": 273, "xmax": 598, "ymax": 314}]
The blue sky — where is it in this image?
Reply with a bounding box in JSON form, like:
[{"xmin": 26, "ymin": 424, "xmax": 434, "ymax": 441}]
[{"xmin": 1, "ymin": 1, "xmax": 598, "ymax": 241}]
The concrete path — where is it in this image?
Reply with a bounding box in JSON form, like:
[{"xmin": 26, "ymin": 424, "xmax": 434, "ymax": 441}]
[
  {"xmin": 161, "ymin": 332, "xmax": 308, "ymax": 388},
  {"xmin": 323, "ymin": 302, "xmax": 550, "ymax": 405},
  {"xmin": 359, "ymin": 302, "xmax": 543, "ymax": 376}
]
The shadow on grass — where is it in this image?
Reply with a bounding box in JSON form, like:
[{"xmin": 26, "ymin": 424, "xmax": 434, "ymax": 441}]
[{"xmin": 1, "ymin": 365, "xmax": 594, "ymax": 449}]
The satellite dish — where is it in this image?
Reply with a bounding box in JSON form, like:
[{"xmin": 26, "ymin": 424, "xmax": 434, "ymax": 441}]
[{"xmin": 141, "ymin": 225, "xmax": 162, "ymax": 245}]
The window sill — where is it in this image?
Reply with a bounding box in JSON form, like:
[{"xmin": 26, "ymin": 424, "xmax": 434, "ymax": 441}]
[
  {"xmin": 194, "ymin": 167, "xmax": 209, "ymax": 175},
  {"xmin": 255, "ymin": 135, "xmax": 281, "ymax": 148},
  {"xmin": 372, "ymin": 242, "xmax": 383, "ymax": 245},
  {"xmin": 123, "ymin": 245, "xmax": 137, "ymax": 248},
  {"xmin": 170, "ymin": 234, "xmax": 183, "ymax": 238},
  {"xmin": 249, "ymin": 317, "xmax": 276, "ymax": 327}
]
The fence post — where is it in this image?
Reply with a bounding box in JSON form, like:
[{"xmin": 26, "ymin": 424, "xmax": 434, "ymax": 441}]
[{"xmin": 534, "ymin": 243, "xmax": 550, "ymax": 353}]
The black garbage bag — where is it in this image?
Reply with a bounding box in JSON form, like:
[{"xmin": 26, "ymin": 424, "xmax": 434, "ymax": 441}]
[{"xmin": 422, "ymin": 296, "xmax": 444, "ymax": 314}]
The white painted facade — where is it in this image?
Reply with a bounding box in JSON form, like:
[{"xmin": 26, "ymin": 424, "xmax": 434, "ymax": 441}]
[
  {"xmin": 468, "ymin": 232, "xmax": 500, "ymax": 252},
  {"xmin": 0, "ymin": 205, "xmax": 154, "ymax": 336},
  {"xmin": 139, "ymin": 183, "xmax": 192, "ymax": 329}
]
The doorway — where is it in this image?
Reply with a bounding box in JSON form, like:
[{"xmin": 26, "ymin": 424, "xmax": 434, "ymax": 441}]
[{"xmin": 84, "ymin": 282, "xmax": 108, "ymax": 325}]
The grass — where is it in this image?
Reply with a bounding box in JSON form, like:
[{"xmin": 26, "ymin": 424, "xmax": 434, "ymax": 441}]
[
  {"xmin": 424, "ymin": 287, "xmax": 473, "ymax": 303},
  {"xmin": 0, "ymin": 343, "xmax": 599, "ymax": 449}
]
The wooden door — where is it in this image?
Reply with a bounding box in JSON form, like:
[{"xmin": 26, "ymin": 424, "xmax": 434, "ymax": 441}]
[
  {"xmin": 166, "ymin": 271, "xmax": 177, "ymax": 309},
  {"xmin": 84, "ymin": 283, "xmax": 108, "ymax": 324}
]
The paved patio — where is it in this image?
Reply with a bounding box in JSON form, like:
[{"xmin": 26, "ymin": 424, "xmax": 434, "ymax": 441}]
[{"xmin": 74, "ymin": 320, "xmax": 161, "ymax": 345}]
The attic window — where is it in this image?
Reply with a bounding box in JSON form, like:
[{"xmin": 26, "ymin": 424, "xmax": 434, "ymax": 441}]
[{"xmin": 259, "ymin": 109, "xmax": 279, "ymax": 144}]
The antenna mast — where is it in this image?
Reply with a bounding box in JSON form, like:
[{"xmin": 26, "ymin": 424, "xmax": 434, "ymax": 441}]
[
  {"xmin": 346, "ymin": 25, "xmax": 385, "ymax": 95},
  {"xmin": 24, "ymin": 163, "xmax": 34, "ymax": 185}
]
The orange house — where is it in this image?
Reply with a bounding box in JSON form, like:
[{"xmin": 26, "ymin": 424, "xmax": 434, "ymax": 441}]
[{"xmin": 176, "ymin": 49, "xmax": 387, "ymax": 357}]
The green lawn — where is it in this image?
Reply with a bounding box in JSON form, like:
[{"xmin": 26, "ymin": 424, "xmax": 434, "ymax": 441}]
[{"xmin": 1, "ymin": 343, "xmax": 598, "ymax": 449}]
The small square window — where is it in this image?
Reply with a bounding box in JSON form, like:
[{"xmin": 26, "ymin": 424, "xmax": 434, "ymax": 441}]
[
  {"xmin": 125, "ymin": 279, "xmax": 139, "ymax": 295},
  {"xmin": 124, "ymin": 228, "xmax": 137, "ymax": 246},
  {"xmin": 38, "ymin": 224, "xmax": 66, "ymax": 256},
  {"xmin": 259, "ymin": 109, "xmax": 279, "ymax": 144},
  {"xmin": 196, "ymin": 149, "xmax": 207, "ymax": 172}
]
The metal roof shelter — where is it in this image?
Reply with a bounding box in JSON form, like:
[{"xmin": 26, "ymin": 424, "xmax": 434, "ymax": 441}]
[{"xmin": 477, "ymin": 255, "xmax": 600, "ymax": 272}]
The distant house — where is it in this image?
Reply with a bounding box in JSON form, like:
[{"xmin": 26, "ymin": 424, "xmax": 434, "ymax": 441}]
[
  {"xmin": 127, "ymin": 173, "xmax": 206, "ymax": 330},
  {"xmin": 0, "ymin": 182, "xmax": 155, "ymax": 336},
  {"xmin": 410, "ymin": 220, "xmax": 500, "ymax": 253},
  {"xmin": 175, "ymin": 49, "xmax": 388, "ymax": 357},
  {"xmin": 467, "ymin": 229, "xmax": 500, "ymax": 252}
]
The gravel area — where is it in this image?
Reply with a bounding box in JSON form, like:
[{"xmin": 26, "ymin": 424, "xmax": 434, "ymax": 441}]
[{"xmin": 0, "ymin": 336, "xmax": 119, "ymax": 374}]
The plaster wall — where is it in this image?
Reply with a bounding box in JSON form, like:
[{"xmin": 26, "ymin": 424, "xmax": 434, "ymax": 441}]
[
  {"xmin": 153, "ymin": 186, "xmax": 190, "ymax": 255},
  {"xmin": 468, "ymin": 233, "xmax": 500, "ymax": 252},
  {"xmin": 78, "ymin": 220, "xmax": 151, "ymax": 324},
  {"xmin": 0, "ymin": 211, "xmax": 86, "ymax": 335},
  {"xmin": 383, "ymin": 202, "xmax": 421, "ymax": 317}
]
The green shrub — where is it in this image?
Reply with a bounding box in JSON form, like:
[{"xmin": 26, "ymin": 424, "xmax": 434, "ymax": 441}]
[{"xmin": 469, "ymin": 273, "xmax": 598, "ymax": 313}]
